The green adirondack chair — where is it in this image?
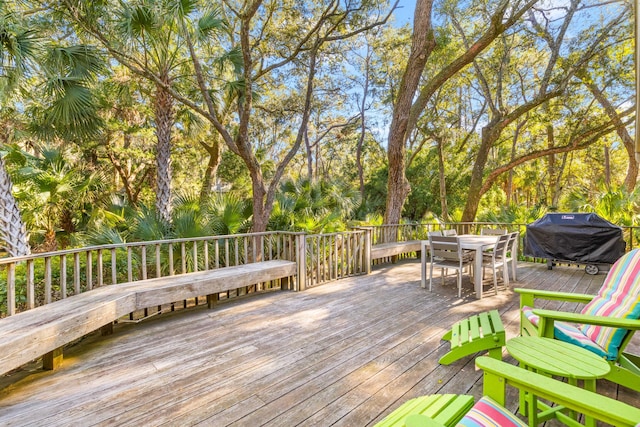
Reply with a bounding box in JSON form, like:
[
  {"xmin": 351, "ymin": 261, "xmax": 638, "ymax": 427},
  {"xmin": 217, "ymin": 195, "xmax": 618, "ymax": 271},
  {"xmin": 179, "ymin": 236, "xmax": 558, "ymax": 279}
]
[
  {"xmin": 374, "ymin": 357, "xmax": 640, "ymax": 427},
  {"xmin": 516, "ymin": 248, "xmax": 640, "ymax": 393}
]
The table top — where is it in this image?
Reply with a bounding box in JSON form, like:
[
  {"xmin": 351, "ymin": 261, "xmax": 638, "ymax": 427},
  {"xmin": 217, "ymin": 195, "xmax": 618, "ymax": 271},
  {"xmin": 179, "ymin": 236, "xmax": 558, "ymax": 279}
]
[
  {"xmin": 506, "ymin": 336, "xmax": 610, "ymax": 380},
  {"xmin": 420, "ymin": 234, "xmax": 498, "ymax": 249}
]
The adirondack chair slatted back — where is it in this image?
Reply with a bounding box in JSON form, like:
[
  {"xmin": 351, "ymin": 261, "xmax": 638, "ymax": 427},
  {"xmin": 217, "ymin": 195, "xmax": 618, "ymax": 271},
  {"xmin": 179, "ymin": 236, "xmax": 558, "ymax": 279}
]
[
  {"xmin": 522, "ymin": 249, "xmax": 640, "ymax": 361},
  {"xmin": 580, "ymin": 249, "xmax": 640, "ymax": 359}
]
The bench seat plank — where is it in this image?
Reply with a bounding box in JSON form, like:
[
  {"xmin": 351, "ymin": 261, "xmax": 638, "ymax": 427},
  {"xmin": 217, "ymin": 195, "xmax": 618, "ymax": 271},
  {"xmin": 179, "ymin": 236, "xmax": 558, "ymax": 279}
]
[{"xmin": 133, "ymin": 260, "xmax": 297, "ymax": 309}]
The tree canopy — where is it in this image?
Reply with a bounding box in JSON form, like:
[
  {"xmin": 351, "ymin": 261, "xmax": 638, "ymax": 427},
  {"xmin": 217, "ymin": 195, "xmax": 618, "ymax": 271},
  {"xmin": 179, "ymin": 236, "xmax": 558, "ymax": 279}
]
[{"xmin": 0, "ymin": 0, "xmax": 636, "ymax": 253}]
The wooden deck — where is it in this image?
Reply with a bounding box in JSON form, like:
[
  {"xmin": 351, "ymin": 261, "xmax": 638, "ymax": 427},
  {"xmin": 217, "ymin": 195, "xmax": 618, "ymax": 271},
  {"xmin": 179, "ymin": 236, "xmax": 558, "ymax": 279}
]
[{"xmin": 0, "ymin": 260, "xmax": 638, "ymax": 426}]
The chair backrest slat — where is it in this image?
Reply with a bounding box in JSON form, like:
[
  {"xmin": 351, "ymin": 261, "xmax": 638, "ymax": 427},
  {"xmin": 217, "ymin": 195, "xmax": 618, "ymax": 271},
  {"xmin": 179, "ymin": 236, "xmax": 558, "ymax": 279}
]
[{"xmin": 430, "ymin": 236, "xmax": 461, "ymax": 262}]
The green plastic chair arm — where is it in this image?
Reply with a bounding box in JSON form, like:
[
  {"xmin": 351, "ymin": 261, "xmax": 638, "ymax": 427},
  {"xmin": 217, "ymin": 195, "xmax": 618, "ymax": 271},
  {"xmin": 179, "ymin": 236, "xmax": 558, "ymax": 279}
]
[
  {"xmin": 532, "ymin": 308, "xmax": 640, "ymax": 329},
  {"xmin": 514, "ymin": 287, "xmax": 594, "ymax": 304},
  {"xmin": 476, "ymin": 356, "xmax": 640, "ymax": 426}
]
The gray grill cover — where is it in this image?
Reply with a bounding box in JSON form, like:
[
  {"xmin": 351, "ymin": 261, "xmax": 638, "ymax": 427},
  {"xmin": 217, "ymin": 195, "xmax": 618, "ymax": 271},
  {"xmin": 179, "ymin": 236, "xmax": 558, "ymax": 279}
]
[{"xmin": 525, "ymin": 213, "xmax": 625, "ymax": 264}]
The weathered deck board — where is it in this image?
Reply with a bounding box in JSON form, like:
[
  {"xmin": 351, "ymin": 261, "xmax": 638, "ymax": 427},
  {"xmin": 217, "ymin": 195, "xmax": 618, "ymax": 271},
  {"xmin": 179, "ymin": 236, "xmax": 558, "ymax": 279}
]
[{"xmin": 0, "ymin": 260, "xmax": 637, "ymax": 427}]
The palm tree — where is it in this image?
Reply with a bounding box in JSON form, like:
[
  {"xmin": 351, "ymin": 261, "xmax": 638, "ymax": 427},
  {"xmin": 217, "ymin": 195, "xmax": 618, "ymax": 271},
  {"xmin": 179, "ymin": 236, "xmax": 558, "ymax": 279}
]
[
  {"xmin": 9, "ymin": 146, "xmax": 108, "ymax": 250},
  {"xmin": 0, "ymin": 11, "xmax": 40, "ymax": 256},
  {"xmin": 115, "ymin": 0, "xmax": 191, "ymax": 225},
  {"xmin": 1, "ymin": 4, "xmax": 105, "ymax": 255}
]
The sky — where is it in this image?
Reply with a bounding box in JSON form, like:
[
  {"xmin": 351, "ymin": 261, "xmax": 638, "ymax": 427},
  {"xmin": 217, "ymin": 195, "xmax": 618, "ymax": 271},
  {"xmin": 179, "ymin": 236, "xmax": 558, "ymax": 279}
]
[{"xmin": 393, "ymin": 0, "xmax": 416, "ymax": 27}]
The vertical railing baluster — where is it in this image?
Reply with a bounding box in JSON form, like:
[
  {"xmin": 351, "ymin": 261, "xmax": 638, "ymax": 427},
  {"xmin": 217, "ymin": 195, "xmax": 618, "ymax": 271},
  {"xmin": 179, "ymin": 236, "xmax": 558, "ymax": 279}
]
[
  {"xmin": 7, "ymin": 263, "xmax": 16, "ymax": 316},
  {"xmin": 296, "ymin": 234, "xmax": 307, "ymax": 291},
  {"xmin": 156, "ymin": 244, "xmax": 162, "ymax": 278},
  {"xmin": 181, "ymin": 243, "xmax": 186, "ymax": 274},
  {"xmin": 259, "ymin": 235, "xmax": 264, "ymax": 262},
  {"xmin": 193, "ymin": 241, "xmax": 198, "ymax": 272},
  {"xmin": 141, "ymin": 246, "xmax": 148, "ymax": 279},
  {"xmin": 225, "ymin": 239, "xmax": 229, "ymax": 267},
  {"xmin": 317, "ymin": 237, "xmax": 322, "ymax": 285},
  {"xmin": 97, "ymin": 250, "xmax": 103, "ymax": 287},
  {"xmin": 335, "ymin": 234, "xmax": 339, "ymax": 279},
  {"xmin": 127, "ymin": 247, "xmax": 133, "ymax": 282},
  {"xmin": 74, "ymin": 253, "xmax": 81, "ymax": 294},
  {"xmin": 204, "ymin": 241, "xmax": 209, "ymax": 270},
  {"xmin": 251, "ymin": 236, "xmax": 257, "ymax": 263},
  {"xmin": 215, "ymin": 239, "xmax": 220, "ymax": 269},
  {"xmin": 60, "ymin": 255, "xmax": 67, "ymax": 298},
  {"xmin": 347, "ymin": 234, "xmax": 352, "ymax": 276},
  {"xmin": 234, "ymin": 239, "xmax": 239, "ymax": 266},
  {"xmin": 86, "ymin": 251, "xmax": 93, "ymax": 290},
  {"xmin": 44, "ymin": 257, "xmax": 52, "ymax": 304},
  {"xmin": 169, "ymin": 243, "xmax": 175, "ymax": 276},
  {"xmin": 26, "ymin": 260, "xmax": 35, "ymax": 309},
  {"xmin": 327, "ymin": 235, "xmax": 332, "ymax": 281},
  {"xmin": 111, "ymin": 249, "xmax": 117, "ymax": 285}
]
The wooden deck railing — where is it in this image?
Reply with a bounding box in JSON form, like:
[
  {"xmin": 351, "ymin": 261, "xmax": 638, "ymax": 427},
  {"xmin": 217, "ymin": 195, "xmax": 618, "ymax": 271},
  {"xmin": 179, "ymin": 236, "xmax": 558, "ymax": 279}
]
[
  {"xmin": 0, "ymin": 232, "xmax": 305, "ymax": 317},
  {"xmin": 303, "ymin": 230, "xmax": 368, "ymax": 288},
  {"xmin": 360, "ymin": 222, "xmax": 640, "ymax": 261},
  {"xmin": 3, "ymin": 222, "xmax": 640, "ymax": 317}
]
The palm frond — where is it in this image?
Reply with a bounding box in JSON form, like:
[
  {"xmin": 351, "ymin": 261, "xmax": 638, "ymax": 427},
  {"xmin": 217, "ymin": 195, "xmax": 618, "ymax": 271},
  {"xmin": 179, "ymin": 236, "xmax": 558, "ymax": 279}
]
[
  {"xmin": 197, "ymin": 8, "xmax": 228, "ymax": 39},
  {"xmin": 44, "ymin": 45, "xmax": 105, "ymax": 82},
  {"xmin": 215, "ymin": 46, "xmax": 243, "ymax": 75}
]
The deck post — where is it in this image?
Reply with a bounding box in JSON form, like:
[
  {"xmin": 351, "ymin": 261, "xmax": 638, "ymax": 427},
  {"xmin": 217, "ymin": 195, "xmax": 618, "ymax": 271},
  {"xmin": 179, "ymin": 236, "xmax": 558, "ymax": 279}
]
[
  {"xmin": 295, "ymin": 233, "xmax": 307, "ymax": 291},
  {"xmin": 363, "ymin": 227, "xmax": 372, "ymax": 274}
]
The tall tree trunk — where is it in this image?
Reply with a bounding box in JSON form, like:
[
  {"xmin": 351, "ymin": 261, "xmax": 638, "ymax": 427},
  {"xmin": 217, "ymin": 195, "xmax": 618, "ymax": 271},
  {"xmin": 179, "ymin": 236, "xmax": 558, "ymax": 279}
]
[
  {"xmin": 154, "ymin": 79, "xmax": 174, "ymax": 225},
  {"xmin": 384, "ymin": 0, "xmax": 435, "ymax": 226},
  {"xmin": 0, "ymin": 158, "xmax": 30, "ymax": 256},
  {"xmin": 580, "ymin": 74, "xmax": 638, "ymax": 191},
  {"xmin": 551, "ymin": 152, "xmax": 569, "ymax": 208},
  {"xmin": 436, "ymin": 136, "xmax": 449, "ymax": 220},
  {"xmin": 604, "ymin": 145, "xmax": 611, "ymax": 189},
  {"xmin": 304, "ymin": 130, "xmax": 314, "ymax": 182},
  {"xmin": 356, "ymin": 47, "xmax": 371, "ymax": 200},
  {"xmin": 461, "ymin": 126, "xmax": 495, "ymax": 222},
  {"xmin": 199, "ymin": 136, "xmax": 222, "ymax": 203},
  {"xmin": 546, "ymin": 124, "xmax": 556, "ymax": 206}
]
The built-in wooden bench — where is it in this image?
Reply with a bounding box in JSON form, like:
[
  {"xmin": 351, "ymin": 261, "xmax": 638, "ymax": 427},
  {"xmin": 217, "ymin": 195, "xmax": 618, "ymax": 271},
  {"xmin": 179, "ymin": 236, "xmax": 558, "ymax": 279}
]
[
  {"xmin": 370, "ymin": 240, "xmax": 422, "ymax": 260},
  {"xmin": 0, "ymin": 259, "xmax": 297, "ymax": 376}
]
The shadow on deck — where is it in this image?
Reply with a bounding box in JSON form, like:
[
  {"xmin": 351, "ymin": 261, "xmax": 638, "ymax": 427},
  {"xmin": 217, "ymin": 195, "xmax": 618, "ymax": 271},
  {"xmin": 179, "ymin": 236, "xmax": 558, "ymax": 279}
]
[{"xmin": 0, "ymin": 260, "xmax": 637, "ymax": 426}]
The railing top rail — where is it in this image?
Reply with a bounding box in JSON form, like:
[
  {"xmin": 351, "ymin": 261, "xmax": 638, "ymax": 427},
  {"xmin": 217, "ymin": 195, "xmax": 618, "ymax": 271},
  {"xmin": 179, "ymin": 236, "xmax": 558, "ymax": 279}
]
[
  {"xmin": 0, "ymin": 231, "xmax": 305, "ymax": 265},
  {"xmin": 306, "ymin": 230, "xmax": 365, "ymax": 238},
  {"xmin": 365, "ymin": 222, "xmax": 529, "ymax": 227}
]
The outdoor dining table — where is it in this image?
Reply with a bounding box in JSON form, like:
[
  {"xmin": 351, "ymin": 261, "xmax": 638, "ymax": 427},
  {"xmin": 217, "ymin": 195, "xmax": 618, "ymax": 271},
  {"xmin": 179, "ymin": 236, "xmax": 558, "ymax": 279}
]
[{"xmin": 420, "ymin": 234, "xmax": 499, "ymax": 299}]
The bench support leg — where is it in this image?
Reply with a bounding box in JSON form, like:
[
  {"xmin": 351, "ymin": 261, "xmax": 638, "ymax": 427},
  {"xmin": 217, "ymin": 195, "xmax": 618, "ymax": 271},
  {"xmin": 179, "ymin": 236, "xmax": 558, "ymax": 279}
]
[
  {"xmin": 281, "ymin": 276, "xmax": 291, "ymax": 291},
  {"xmin": 43, "ymin": 347, "xmax": 63, "ymax": 371},
  {"xmin": 101, "ymin": 322, "xmax": 114, "ymax": 336},
  {"xmin": 207, "ymin": 293, "xmax": 218, "ymax": 309}
]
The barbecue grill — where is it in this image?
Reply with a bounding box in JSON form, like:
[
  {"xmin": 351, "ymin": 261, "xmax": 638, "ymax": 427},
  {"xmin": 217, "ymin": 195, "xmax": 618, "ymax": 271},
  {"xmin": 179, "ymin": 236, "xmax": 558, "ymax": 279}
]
[{"xmin": 524, "ymin": 213, "xmax": 625, "ymax": 274}]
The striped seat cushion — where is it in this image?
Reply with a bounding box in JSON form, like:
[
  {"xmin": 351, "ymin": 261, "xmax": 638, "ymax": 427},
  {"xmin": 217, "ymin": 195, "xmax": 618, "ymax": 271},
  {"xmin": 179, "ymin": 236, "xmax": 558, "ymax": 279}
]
[
  {"xmin": 456, "ymin": 396, "xmax": 526, "ymax": 427},
  {"xmin": 521, "ymin": 306, "xmax": 608, "ymax": 359},
  {"xmin": 580, "ymin": 249, "xmax": 640, "ymax": 360}
]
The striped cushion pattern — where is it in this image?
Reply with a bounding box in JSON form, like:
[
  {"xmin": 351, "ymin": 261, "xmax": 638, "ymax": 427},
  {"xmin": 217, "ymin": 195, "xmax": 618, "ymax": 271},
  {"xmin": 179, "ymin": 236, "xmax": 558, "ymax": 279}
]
[
  {"xmin": 521, "ymin": 306, "xmax": 608, "ymax": 359},
  {"xmin": 580, "ymin": 249, "xmax": 640, "ymax": 359},
  {"xmin": 456, "ymin": 397, "xmax": 526, "ymax": 427}
]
